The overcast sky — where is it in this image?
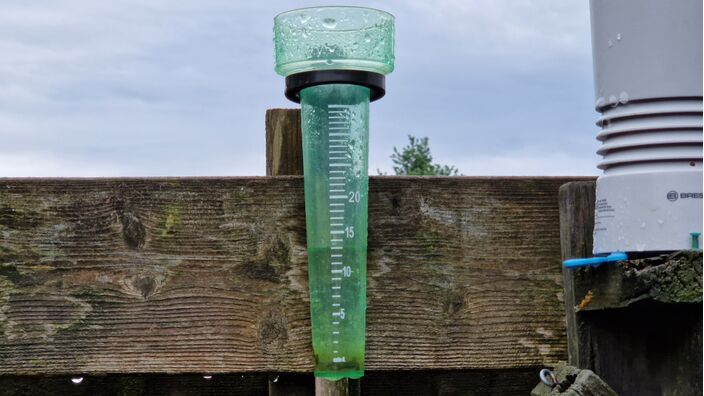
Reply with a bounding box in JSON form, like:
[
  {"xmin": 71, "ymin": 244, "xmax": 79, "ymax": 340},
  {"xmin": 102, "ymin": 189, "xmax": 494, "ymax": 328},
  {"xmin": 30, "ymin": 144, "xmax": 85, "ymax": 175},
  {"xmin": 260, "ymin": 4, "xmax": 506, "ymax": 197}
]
[{"xmin": 1, "ymin": 0, "xmax": 600, "ymax": 177}]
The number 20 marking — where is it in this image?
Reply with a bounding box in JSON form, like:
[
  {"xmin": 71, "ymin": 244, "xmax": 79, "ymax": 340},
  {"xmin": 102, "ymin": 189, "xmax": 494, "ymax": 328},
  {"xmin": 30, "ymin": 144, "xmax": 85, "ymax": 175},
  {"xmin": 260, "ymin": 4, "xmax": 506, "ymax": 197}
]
[{"xmin": 348, "ymin": 191, "xmax": 360, "ymax": 203}]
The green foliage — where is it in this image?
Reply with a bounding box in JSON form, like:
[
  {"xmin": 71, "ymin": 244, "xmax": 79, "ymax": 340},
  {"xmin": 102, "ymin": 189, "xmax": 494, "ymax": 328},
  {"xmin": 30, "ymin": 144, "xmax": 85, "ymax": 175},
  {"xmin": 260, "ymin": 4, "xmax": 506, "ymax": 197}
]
[{"xmin": 387, "ymin": 135, "xmax": 459, "ymax": 176}]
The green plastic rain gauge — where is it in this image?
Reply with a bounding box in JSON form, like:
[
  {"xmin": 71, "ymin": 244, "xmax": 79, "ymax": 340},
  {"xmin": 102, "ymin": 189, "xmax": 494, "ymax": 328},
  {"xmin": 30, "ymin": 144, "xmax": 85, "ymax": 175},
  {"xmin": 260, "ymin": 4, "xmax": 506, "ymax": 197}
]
[{"xmin": 273, "ymin": 6, "xmax": 394, "ymax": 380}]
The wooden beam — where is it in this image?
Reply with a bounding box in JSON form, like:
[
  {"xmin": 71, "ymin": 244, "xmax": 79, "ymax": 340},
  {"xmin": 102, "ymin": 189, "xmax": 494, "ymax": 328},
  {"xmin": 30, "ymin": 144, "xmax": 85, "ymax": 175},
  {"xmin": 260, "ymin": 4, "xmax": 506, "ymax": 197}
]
[
  {"xmin": 0, "ymin": 369, "xmax": 544, "ymax": 396},
  {"xmin": 572, "ymin": 251, "xmax": 702, "ymax": 311},
  {"xmin": 0, "ymin": 177, "xmax": 581, "ymax": 375}
]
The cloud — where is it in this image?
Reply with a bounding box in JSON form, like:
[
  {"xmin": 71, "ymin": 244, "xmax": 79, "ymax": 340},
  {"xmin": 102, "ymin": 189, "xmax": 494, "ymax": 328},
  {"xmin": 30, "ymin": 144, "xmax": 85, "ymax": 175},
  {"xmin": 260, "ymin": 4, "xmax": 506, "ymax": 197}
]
[
  {"xmin": 447, "ymin": 149, "xmax": 599, "ymax": 176},
  {"xmin": 0, "ymin": 1, "xmax": 599, "ymax": 177}
]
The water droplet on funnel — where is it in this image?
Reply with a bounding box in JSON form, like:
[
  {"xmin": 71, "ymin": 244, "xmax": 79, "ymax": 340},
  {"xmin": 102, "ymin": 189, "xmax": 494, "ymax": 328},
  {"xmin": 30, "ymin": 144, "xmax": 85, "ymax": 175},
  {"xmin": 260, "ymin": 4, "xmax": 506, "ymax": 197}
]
[
  {"xmin": 325, "ymin": 59, "xmax": 333, "ymax": 65},
  {"xmin": 608, "ymin": 95, "xmax": 618, "ymax": 107},
  {"xmin": 607, "ymin": 39, "xmax": 613, "ymax": 48},
  {"xmin": 322, "ymin": 18, "xmax": 337, "ymax": 29},
  {"xmin": 619, "ymin": 91, "xmax": 629, "ymax": 104},
  {"xmin": 616, "ymin": 33, "xmax": 622, "ymax": 41},
  {"xmin": 299, "ymin": 13, "xmax": 310, "ymax": 24},
  {"xmin": 364, "ymin": 33, "xmax": 372, "ymax": 43}
]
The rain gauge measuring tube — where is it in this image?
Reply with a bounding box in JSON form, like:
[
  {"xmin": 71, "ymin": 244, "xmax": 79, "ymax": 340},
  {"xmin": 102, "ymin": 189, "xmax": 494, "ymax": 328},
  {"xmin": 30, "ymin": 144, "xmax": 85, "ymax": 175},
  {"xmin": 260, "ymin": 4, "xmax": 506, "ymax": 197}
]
[{"xmin": 274, "ymin": 7, "xmax": 394, "ymax": 380}]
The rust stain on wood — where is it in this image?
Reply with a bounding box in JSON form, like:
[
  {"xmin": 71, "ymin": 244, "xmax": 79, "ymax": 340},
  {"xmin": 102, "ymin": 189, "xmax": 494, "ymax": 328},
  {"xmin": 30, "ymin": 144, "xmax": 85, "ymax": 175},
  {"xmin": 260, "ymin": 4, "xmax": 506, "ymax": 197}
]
[{"xmin": 577, "ymin": 290, "xmax": 593, "ymax": 312}]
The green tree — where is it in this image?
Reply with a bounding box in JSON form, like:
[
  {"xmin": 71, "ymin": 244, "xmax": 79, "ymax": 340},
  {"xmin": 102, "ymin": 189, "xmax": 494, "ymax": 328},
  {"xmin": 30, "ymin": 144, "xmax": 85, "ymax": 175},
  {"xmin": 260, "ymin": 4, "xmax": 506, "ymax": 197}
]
[{"xmin": 388, "ymin": 135, "xmax": 459, "ymax": 176}]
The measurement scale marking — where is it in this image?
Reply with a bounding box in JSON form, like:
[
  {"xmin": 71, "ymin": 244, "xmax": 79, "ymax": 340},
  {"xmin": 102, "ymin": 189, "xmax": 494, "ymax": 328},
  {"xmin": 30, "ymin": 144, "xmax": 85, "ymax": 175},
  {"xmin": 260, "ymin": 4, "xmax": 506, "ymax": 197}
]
[{"xmin": 328, "ymin": 105, "xmax": 354, "ymax": 367}]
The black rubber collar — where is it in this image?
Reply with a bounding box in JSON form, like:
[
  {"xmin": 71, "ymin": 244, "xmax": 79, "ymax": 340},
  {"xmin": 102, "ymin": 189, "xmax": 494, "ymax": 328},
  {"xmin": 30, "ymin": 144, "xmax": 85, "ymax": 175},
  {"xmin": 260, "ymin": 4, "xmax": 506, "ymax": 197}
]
[{"xmin": 285, "ymin": 70, "xmax": 385, "ymax": 103}]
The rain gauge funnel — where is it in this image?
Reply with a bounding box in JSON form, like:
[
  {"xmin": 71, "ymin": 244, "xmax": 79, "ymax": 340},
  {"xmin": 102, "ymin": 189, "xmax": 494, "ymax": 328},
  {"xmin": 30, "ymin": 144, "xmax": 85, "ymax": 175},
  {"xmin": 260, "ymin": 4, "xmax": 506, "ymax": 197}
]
[
  {"xmin": 274, "ymin": 7, "xmax": 394, "ymax": 380},
  {"xmin": 589, "ymin": 0, "xmax": 703, "ymax": 254}
]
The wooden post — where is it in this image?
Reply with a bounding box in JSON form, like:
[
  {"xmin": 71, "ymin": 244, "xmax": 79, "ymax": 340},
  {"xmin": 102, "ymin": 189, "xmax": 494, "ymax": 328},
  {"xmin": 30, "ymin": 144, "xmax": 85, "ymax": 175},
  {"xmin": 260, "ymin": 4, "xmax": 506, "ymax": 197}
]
[
  {"xmin": 265, "ymin": 108, "xmax": 350, "ymax": 396},
  {"xmin": 266, "ymin": 109, "xmax": 304, "ymax": 177},
  {"xmin": 559, "ymin": 181, "xmax": 703, "ymax": 395},
  {"xmin": 558, "ymin": 181, "xmax": 595, "ymax": 367}
]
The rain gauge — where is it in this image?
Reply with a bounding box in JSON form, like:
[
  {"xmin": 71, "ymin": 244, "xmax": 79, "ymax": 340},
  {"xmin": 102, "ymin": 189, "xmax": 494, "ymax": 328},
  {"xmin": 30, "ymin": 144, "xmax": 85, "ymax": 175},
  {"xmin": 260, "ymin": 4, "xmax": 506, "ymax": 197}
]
[{"xmin": 273, "ymin": 7, "xmax": 394, "ymax": 380}]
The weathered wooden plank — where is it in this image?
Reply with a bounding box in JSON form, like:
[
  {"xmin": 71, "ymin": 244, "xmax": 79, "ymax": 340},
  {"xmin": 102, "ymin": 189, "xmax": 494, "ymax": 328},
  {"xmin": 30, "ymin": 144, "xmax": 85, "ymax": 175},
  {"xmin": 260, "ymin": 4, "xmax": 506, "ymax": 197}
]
[
  {"xmin": 0, "ymin": 369, "xmax": 544, "ymax": 396},
  {"xmin": 0, "ymin": 373, "xmax": 270, "ymax": 396},
  {"xmin": 573, "ymin": 251, "xmax": 702, "ymax": 311},
  {"xmin": 559, "ymin": 181, "xmax": 703, "ymax": 395},
  {"xmin": 0, "ymin": 177, "xmax": 580, "ymax": 374},
  {"xmin": 266, "ymin": 109, "xmax": 303, "ymax": 177}
]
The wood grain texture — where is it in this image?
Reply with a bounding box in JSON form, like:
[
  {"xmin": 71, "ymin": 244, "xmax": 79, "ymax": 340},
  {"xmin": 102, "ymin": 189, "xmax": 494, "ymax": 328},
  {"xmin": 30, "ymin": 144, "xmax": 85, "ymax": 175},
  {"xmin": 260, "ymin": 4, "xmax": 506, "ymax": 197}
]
[
  {"xmin": 266, "ymin": 109, "xmax": 303, "ymax": 177},
  {"xmin": 573, "ymin": 251, "xmax": 702, "ymax": 311},
  {"xmin": 315, "ymin": 378, "xmax": 355, "ymax": 396},
  {"xmin": 0, "ymin": 177, "xmax": 580, "ymax": 375},
  {"xmin": 558, "ymin": 181, "xmax": 596, "ymax": 366}
]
